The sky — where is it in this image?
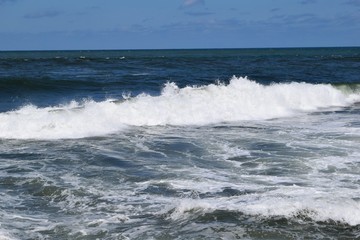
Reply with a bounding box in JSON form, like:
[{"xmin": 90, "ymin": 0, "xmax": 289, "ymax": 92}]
[{"xmin": 0, "ymin": 0, "xmax": 359, "ymax": 50}]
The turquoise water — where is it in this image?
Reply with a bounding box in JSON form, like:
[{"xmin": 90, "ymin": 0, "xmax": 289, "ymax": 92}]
[{"xmin": 0, "ymin": 48, "xmax": 360, "ymax": 239}]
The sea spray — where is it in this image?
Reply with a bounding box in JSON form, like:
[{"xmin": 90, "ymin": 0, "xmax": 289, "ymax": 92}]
[{"xmin": 0, "ymin": 76, "xmax": 358, "ymax": 139}]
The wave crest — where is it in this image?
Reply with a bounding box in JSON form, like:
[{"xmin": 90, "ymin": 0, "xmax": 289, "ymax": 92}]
[{"xmin": 0, "ymin": 76, "xmax": 358, "ymax": 139}]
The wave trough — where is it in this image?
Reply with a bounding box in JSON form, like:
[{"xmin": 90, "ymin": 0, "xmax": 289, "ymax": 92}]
[{"xmin": 0, "ymin": 76, "xmax": 359, "ymax": 139}]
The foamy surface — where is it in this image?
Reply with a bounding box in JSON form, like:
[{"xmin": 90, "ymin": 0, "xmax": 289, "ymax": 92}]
[
  {"xmin": 0, "ymin": 77, "xmax": 358, "ymax": 139},
  {"xmin": 1, "ymin": 48, "xmax": 360, "ymax": 239}
]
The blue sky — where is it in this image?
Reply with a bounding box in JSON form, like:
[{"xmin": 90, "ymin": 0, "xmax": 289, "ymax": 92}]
[{"xmin": 0, "ymin": 0, "xmax": 359, "ymax": 50}]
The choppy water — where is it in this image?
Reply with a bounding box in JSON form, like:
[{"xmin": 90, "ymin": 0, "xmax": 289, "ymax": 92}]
[{"xmin": 0, "ymin": 48, "xmax": 360, "ymax": 239}]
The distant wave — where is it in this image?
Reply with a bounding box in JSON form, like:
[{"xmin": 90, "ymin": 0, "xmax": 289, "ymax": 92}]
[
  {"xmin": 0, "ymin": 76, "xmax": 359, "ymax": 139},
  {"xmin": 0, "ymin": 77, "xmax": 129, "ymax": 92}
]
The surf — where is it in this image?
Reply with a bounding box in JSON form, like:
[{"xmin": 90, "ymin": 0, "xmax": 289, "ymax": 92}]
[{"xmin": 0, "ymin": 76, "xmax": 359, "ymax": 139}]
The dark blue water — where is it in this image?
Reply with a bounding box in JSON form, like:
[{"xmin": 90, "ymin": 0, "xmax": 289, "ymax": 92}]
[
  {"xmin": 1, "ymin": 48, "xmax": 359, "ymax": 112},
  {"xmin": 0, "ymin": 48, "xmax": 360, "ymax": 239}
]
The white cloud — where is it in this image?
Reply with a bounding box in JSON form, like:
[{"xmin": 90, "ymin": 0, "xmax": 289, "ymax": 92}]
[
  {"xmin": 0, "ymin": 0, "xmax": 17, "ymax": 5},
  {"xmin": 182, "ymin": 0, "xmax": 205, "ymax": 8},
  {"xmin": 24, "ymin": 10, "xmax": 62, "ymax": 19},
  {"xmin": 345, "ymin": 0, "xmax": 360, "ymax": 7}
]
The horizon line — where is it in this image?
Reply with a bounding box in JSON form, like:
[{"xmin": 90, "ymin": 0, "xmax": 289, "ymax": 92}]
[{"xmin": 1, "ymin": 45, "xmax": 359, "ymax": 52}]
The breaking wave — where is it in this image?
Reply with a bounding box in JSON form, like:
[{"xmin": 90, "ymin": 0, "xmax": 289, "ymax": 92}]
[{"xmin": 0, "ymin": 76, "xmax": 359, "ymax": 139}]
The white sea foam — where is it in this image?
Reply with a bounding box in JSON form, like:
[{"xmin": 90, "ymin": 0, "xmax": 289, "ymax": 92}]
[
  {"xmin": 0, "ymin": 76, "xmax": 359, "ymax": 139},
  {"xmin": 166, "ymin": 188, "xmax": 360, "ymax": 226},
  {"xmin": 0, "ymin": 230, "xmax": 15, "ymax": 240}
]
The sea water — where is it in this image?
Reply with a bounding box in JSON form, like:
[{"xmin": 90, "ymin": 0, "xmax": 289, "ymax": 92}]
[{"xmin": 0, "ymin": 48, "xmax": 359, "ymax": 239}]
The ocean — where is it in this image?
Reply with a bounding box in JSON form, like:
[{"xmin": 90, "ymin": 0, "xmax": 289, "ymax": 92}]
[{"xmin": 0, "ymin": 48, "xmax": 359, "ymax": 239}]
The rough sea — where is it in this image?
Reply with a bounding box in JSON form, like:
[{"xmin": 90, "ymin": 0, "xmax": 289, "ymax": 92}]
[{"xmin": 0, "ymin": 48, "xmax": 359, "ymax": 239}]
